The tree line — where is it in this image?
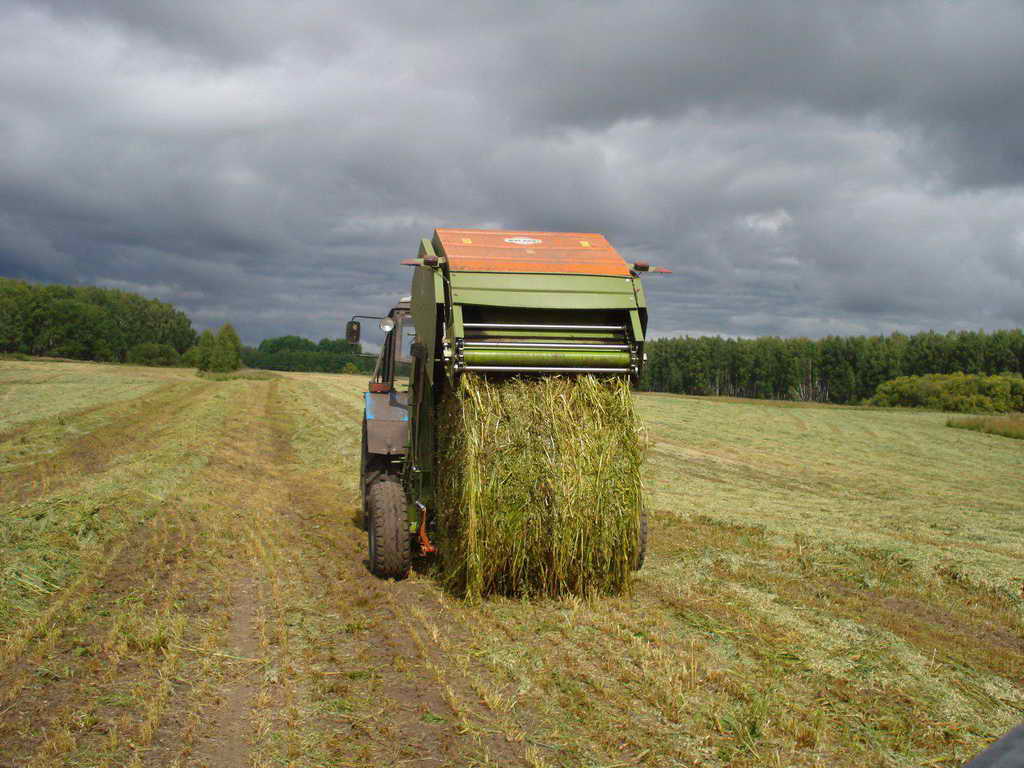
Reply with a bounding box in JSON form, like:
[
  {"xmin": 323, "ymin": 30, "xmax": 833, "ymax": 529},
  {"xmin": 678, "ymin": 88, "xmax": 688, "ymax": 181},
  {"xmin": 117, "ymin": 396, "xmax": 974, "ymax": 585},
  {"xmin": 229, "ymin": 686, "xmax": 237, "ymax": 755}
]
[
  {"xmin": 0, "ymin": 278, "xmax": 370, "ymax": 376},
  {"xmin": 241, "ymin": 335, "xmax": 374, "ymax": 374},
  {"xmin": 10, "ymin": 276, "xmax": 1021, "ymax": 400},
  {"xmin": 0, "ymin": 278, "xmax": 196, "ymax": 361},
  {"xmin": 0, "ymin": 277, "xmax": 251, "ymax": 373},
  {"xmin": 638, "ymin": 329, "xmax": 1024, "ymax": 404}
]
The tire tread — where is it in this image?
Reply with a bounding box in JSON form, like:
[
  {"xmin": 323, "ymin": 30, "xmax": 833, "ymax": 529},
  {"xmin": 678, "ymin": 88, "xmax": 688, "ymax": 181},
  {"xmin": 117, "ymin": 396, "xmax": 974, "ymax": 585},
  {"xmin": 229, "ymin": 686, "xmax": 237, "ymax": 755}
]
[{"xmin": 368, "ymin": 479, "xmax": 410, "ymax": 579}]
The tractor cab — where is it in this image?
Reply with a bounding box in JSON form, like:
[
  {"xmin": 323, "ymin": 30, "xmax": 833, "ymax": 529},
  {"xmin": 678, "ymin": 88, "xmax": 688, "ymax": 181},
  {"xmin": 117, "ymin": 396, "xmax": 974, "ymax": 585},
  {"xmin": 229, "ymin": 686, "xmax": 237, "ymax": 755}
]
[
  {"xmin": 348, "ymin": 300, "xmax": 413, "ymax": 555},
  {"xmin": 347, "ymin": 298, "xmax": 412, "ymax": 395}
]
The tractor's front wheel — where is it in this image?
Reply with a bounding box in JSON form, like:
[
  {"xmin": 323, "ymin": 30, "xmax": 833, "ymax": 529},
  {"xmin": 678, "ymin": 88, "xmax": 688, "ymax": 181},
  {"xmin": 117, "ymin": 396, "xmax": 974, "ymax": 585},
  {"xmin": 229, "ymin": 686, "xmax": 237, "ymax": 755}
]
[{"xmin": 367, "ymin": 478, "xmax": 411, "ymax": 579}]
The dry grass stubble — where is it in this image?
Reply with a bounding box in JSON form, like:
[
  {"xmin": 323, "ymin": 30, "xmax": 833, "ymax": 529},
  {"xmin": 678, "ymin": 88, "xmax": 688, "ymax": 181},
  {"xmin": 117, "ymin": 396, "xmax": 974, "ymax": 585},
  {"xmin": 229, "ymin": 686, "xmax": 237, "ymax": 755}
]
[{"xmin": 2, "ymin": 364, "xmax": 1021, "ymax": 768}]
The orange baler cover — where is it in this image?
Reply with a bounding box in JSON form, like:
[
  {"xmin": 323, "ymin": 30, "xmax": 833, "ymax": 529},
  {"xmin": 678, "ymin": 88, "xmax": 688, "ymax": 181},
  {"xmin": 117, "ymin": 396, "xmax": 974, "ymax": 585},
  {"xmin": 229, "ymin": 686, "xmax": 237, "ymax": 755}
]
[{"xmin": 434, "ymin": 228, "xmax": 631, "ymax": 277}]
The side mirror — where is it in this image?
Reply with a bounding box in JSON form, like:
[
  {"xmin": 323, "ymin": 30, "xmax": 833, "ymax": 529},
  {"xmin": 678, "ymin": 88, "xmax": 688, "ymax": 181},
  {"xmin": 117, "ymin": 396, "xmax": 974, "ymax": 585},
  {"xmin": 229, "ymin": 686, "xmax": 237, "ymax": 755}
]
[{"xmin": 345, "ymin": 320, "xmax": 361, "ymax": 344}]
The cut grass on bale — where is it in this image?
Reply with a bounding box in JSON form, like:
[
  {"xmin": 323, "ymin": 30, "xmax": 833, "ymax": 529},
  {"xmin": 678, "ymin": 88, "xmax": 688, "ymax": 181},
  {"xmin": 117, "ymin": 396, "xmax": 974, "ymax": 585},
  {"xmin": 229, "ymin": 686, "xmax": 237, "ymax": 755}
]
[
  {"xmin": 947, "ymin": 413, "xmax": 1024, "ymax": 440},
  {"xmin": 434, "ymin": 374, "xmax": 645, "ymax": 600}
]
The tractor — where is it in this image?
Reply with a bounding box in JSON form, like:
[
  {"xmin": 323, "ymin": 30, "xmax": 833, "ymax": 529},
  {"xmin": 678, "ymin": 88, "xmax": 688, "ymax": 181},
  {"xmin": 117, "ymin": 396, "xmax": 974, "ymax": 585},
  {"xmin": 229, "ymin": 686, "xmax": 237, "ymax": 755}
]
[{"xmin": 347, "ymin": 228, "xmax": 667, "ymax": 578}]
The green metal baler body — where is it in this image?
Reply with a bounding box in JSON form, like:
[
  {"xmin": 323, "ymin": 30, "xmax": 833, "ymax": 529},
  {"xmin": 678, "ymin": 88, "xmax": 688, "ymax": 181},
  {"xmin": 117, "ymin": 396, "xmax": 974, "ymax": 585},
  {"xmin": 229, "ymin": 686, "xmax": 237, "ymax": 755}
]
[{"xmin": 402, "ymin": 232, "xmax": 649, "ymax": 511}]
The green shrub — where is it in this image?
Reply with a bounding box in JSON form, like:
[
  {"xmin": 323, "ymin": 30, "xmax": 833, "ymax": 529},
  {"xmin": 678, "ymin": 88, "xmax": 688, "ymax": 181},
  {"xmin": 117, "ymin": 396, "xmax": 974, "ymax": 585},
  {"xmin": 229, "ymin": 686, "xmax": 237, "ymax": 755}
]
[
  {"xmin": 195, "ymin": 330, "xmax": 216, "ymax": 371},
  {"xmin": 870, "ymin": 373, "xmax": 1024, "ymax": 412},
  {"xmin": 197, "ymin": 324, "xmax": 243, "ymax": 373},
  {"xmin": 126, "ymin": 342, "xmax": 180, "ymax": 367},
  {"xmin": 210, "ymin": 324, "xmax": 242, "ymax": 372},
  {"xmin": 180, "ymin": 346, "xmax": 200, "ymax": 367}
]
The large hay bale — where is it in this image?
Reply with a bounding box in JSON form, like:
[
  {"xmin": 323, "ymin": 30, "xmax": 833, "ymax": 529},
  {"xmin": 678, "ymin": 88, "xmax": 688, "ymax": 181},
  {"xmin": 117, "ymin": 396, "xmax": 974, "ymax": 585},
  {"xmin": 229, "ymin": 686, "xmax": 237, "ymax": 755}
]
[{"xmin": 434, "ymin": 374, "xmax": 645, "ymax": 600}]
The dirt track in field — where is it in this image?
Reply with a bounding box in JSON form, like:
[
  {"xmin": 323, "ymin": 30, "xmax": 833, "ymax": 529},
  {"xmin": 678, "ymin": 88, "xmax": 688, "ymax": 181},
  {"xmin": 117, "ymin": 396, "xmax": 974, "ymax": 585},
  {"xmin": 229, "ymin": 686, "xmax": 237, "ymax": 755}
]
[{"xmin": 1, "ymin": 361, "xmax": 1022, "ymax": 768}]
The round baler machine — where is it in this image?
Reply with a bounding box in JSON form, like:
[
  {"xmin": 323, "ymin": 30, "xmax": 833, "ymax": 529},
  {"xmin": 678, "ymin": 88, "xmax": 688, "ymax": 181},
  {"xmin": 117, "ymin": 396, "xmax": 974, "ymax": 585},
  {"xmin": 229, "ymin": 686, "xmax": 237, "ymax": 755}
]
[{"xmin": 348, "ymin": 228, "xmax": 669, "ymax": 579}]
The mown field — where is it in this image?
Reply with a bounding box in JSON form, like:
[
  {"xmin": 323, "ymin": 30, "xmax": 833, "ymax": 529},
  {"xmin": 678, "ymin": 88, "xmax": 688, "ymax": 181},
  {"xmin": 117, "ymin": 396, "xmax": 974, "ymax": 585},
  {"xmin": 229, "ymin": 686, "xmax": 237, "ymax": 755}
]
[{"xmin": 1, "ymin": 360, "xmax": 1021, "ymax": 768}]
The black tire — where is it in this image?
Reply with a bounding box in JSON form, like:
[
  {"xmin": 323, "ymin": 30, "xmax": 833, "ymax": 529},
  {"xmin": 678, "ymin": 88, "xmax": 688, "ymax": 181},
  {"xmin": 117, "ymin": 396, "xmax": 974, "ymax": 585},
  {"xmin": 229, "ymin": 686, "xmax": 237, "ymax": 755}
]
[
  {"xmin": 633, "ymin": 511, "xmax": 648, "ymax": 570},
  {"xmin": 367, "ymin": 479, "xmax": 411, "ymax": 579}
]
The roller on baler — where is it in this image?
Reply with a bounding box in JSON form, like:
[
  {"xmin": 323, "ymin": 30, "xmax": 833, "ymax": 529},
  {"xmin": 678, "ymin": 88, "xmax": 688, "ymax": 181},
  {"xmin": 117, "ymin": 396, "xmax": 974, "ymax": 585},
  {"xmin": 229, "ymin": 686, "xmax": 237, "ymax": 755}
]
[
  {"xmin": 348, "ymin": 228, "xmax": 669, "ymax": 587},
  {"xmin": 460, "ymin": 346, "xmax": 632, "ymax": 372}
]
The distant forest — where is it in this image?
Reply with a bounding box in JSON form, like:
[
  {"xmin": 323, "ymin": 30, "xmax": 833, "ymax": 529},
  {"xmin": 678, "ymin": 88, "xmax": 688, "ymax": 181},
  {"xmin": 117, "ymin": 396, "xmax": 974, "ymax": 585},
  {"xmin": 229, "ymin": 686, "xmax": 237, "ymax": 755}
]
[
  {"xmin": 638, "ymin": 330, "xmax": 1024, "ymax": 404},
  {"xmin": 241, "ymin": 336, "xmax": 374, "ymax": 374},
  {"xmin": 5, "ymin": 277, "xmax": 1023, "ymax": 405},
  {"xmin": 0, "ymin": 278, "xmax": 373, "ymax": 374},
  {"xmin": 0, "ymin": 278, "xmax": 195, "ymax": 361}
]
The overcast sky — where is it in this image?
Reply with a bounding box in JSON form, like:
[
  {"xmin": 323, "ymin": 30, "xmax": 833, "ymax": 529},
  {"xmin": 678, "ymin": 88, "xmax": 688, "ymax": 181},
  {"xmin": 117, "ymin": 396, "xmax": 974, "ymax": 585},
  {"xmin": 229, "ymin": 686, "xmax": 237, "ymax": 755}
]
[{"xmin": 2, "ymin": 0, "xmax": 1023, "ymax": 344}]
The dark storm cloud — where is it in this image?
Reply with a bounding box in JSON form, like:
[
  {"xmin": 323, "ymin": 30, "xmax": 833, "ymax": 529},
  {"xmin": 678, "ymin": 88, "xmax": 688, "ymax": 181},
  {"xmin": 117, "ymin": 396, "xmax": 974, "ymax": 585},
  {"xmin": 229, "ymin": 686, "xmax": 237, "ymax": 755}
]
[{"xmin": 0, "ymin": 0, "xmax": 1022, "ymax": 344}]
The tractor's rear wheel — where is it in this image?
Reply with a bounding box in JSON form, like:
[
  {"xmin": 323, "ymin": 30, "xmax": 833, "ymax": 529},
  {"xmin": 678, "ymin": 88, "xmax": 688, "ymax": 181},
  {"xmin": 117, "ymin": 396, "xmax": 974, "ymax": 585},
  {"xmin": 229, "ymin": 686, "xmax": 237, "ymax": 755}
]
[
  {"xmin": 633, "ymin": 511, "xmax": 648, "ymax": 570},
  {"xmin": 367, "ymin": 478, "xmax": 411, "ymax": 579}
]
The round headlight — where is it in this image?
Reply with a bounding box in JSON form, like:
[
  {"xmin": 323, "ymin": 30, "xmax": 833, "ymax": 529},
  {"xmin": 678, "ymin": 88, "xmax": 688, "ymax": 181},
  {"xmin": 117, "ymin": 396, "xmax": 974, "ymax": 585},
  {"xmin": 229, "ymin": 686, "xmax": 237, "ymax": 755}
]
[{"xmin": 379, "ymin": 317, "xmax": 395, "ymax": 333}]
